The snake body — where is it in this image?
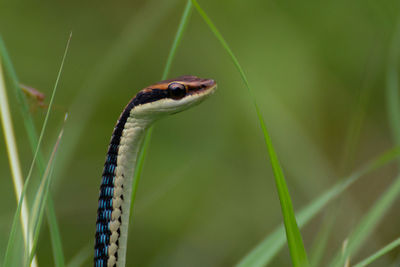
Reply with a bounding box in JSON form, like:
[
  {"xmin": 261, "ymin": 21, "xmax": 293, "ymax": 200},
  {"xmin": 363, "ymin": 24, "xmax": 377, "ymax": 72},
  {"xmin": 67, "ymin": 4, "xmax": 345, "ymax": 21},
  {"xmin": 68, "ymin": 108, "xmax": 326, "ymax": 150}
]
[{"xmin": 94, "ymin": 76, "xmax": 216, "ymax": 267}]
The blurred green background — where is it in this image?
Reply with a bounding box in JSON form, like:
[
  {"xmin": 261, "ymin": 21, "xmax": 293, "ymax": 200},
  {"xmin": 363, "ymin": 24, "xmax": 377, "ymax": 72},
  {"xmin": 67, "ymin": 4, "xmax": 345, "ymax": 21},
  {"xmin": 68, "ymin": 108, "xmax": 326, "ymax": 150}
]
[{"xmin": 1, "ymin": 0, "xmax": 400, "ymax": 266}]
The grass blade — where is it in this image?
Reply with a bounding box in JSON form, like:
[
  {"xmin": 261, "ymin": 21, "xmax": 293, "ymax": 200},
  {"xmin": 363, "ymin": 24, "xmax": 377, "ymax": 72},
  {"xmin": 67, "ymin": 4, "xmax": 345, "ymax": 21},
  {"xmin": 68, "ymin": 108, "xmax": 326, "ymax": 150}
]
[
  {"xmin": 130, "ymin": 0, "xmax": 193, "ymax": 222},
  {"xmin": 191, "ymin": 1, "xmax": 309, "ymax": 265},
  {"xmin": 27, "ymin": 32, "xmax": 72, "ymax": 267},
  {"xmin": 0, "ymin": 46, "xmax": 35, "ymax": 267},
  {"xmin": 353, "ymin": 237, "xmax": 400, "ymax": 267},
  {"xmin": 28, "ymin": 114, "xmax": 68, "ymax": 265},
  {"xmin": 237, "ymin": 147, "xmax": 400, "ymax": 267}
]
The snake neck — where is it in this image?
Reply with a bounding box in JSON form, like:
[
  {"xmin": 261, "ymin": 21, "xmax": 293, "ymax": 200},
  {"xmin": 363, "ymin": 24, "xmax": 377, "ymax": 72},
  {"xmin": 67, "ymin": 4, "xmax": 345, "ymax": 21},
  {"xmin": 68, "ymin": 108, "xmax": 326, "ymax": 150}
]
[{"xmin": 94, "ymin": 102, "xmax": 152, "ymax": 267}]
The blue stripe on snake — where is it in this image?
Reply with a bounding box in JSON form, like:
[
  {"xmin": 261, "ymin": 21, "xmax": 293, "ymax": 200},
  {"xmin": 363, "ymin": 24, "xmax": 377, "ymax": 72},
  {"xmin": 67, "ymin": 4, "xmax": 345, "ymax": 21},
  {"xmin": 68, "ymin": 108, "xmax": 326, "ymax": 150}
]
[{"xmin": 94, "ymin": 101, "xmax": 135, "ymax": 267}]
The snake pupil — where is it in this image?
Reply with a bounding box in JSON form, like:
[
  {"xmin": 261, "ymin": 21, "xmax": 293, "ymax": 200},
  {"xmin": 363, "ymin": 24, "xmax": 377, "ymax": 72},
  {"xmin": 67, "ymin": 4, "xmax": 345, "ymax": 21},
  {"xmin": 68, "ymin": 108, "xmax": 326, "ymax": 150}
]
[{"xmin": 168, "ymin": 83, "xmax": 186, "ymax": 99}]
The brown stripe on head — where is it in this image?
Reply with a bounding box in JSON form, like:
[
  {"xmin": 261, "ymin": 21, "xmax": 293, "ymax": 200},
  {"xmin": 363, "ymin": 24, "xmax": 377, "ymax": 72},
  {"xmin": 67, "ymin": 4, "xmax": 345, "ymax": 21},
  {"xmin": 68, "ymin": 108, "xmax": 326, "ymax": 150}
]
[
  {"xmin": 145, "ymin": 75, "xmax": 215, "ymax": 92},
  {"xmin": 133, "ymin": 75, "xmax": 216, "ymax": 105}
]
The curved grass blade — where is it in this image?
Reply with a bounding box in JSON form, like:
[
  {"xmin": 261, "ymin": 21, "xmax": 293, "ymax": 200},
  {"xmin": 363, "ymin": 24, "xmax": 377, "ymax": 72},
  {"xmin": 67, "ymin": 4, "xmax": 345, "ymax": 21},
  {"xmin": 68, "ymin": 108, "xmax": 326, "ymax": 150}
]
[
  {"xmin": 237, "ymin": 147, "xmax": 400, "ymax": 267},
  {"xmin": 130, "ymin": 0, "xmax": 193, "ymax": 221},
  {"xmin": 353, "ymin": 237, "xmax": 400, "ymax": 267},
  {"xmin": 191, "ymin": 1, "xmax": 309, "ymax": 265},
  {"xmin": 0, "ymin": 47, "xmax": 35, "ymax": 267}
]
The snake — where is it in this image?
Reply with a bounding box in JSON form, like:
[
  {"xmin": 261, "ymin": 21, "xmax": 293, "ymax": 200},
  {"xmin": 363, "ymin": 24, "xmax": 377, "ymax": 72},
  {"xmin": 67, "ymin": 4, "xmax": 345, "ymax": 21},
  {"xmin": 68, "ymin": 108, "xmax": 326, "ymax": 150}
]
[{"xmin": 94, "ymin": 75, "xmax": 217, "ymax": 267}]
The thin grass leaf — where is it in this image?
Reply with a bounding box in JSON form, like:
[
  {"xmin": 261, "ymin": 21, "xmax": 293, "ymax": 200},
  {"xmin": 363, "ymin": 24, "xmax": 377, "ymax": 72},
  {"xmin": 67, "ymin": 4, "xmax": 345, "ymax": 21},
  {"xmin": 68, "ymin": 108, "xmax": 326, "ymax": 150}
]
[
  {"xmin": 353, "ymin": 237, "xmax": 400, "ymax": 267},
  {"xmin": 0, "ymin": 33, "xmax": 71, "ymax": 267},
  {"xmin": 237, "ymin": 147, "xmax": 400, "ymax": 267},
  {"xmin": 25, "ymin": 31, "xmax": 70, "ymax": 229},
  {"xmin": 26, "ymin": 32, "xmax": 72, "ymax": 266},
  {"xmin": 0, "ymin": 47, "xmax": 35, "ymax": 267},
  {"xmin": 130, "ymin": 0, "xmax": 192, "ymax": 220},
  {"xmin": 191, "ymin": 1, "xmax": 309, "ymax": 265},
  {"xmin": 28, "ymin": 114, "xmax": 67, "ymax": 265}
]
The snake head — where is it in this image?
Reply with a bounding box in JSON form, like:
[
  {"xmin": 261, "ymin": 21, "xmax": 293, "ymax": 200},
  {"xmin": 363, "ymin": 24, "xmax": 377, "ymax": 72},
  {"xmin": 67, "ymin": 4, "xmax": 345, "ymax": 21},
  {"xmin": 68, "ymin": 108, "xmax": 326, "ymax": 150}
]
[{"xmin": 131, "ymin": 75, "xmax": 216, "ymax": 119}]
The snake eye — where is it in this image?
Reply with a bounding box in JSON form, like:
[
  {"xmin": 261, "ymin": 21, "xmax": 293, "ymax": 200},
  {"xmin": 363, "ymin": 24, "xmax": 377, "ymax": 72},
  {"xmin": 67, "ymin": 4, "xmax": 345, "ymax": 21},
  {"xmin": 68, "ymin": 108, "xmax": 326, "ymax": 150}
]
[{"xmin": 168, "ymin": 83, "xmax": 186, "ymax": 99}]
